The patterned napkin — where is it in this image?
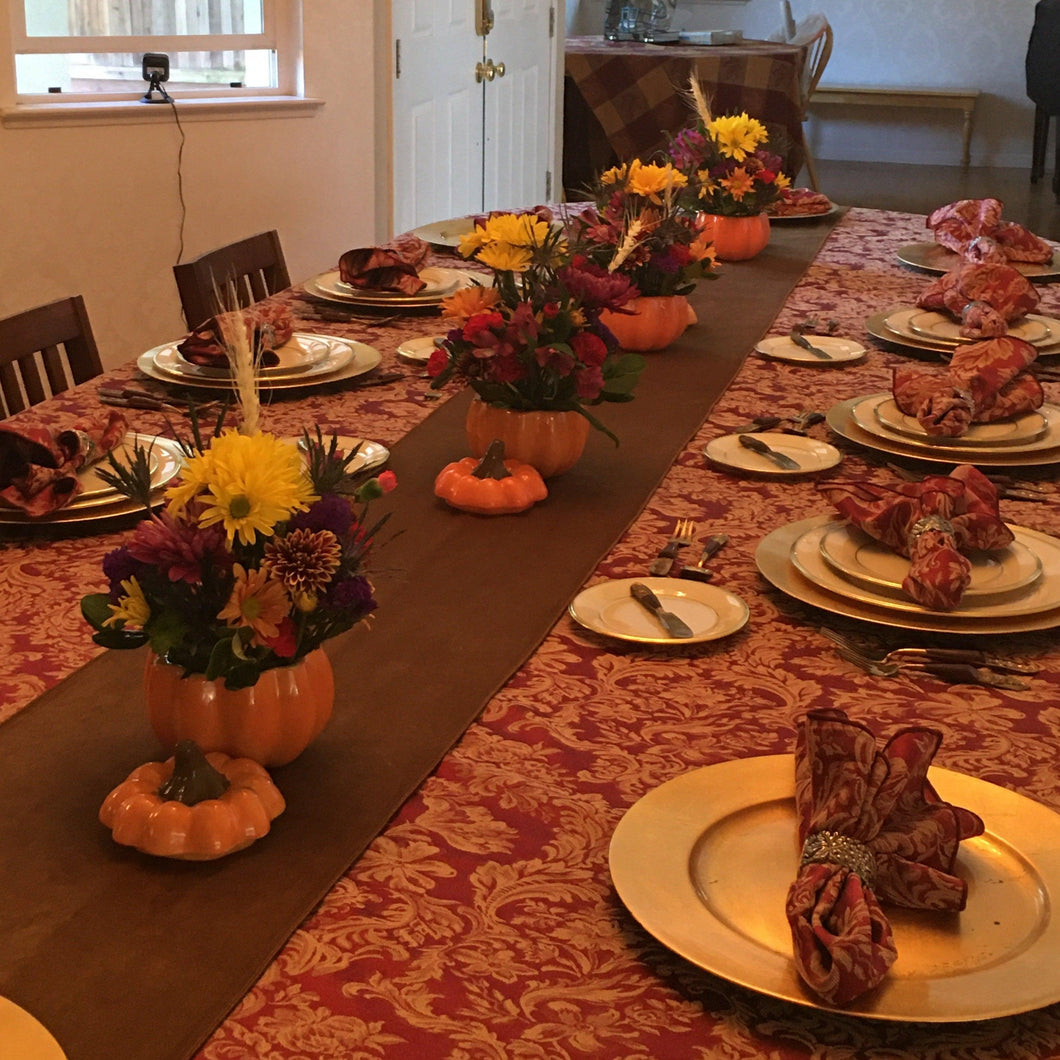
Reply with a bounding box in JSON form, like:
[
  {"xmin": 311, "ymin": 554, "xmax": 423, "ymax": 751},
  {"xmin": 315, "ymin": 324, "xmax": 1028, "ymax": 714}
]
[
  {"xmin": 916, "ymin": 262, "xmax": 1040, "ymax": 339},
  {"xmin": 818, "ymin": 465, "xmax": 1013, "ymax": 610},
  {"xmin": 926, "ymin": 198, "xmax": 1054, "ymax": 265},
  {"xmin": 177, "ymin": 303, "xmax": 294, "ymax": 368},
  {"xmin": 338, "ymin": 233, "xmax": 431, "ymax": 295},
  {"xmin": 0, "ymin": 410, "xmax": 127, "ymax": 515},
  {"xmin": 892, "ymin": 335, "xmax": 1043, "ymax": 437},
  {"xmin": 786, "ymin": 708, "xmax": 984, "ymax": 1006}
]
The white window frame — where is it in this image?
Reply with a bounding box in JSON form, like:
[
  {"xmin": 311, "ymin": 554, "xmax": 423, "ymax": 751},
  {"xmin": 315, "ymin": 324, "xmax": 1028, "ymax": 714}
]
[{"xmin": 1, "ymin": 0, "xmax": 314, "ymax": 125}]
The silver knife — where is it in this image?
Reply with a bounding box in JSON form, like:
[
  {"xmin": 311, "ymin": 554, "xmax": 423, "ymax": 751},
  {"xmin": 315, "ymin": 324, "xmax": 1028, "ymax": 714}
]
[
  {"xmin": 629, "ymin": 583, "xmax": 694, "ymax": 638},
  {"xmin": 679, "ymin": 533, "xmax": 729, "ymax": 581},
  {"xmin": 738, "ymin": 433, "xmax": 800, "ymax": 471},
  {"xmin": 789, "ymin": 328, "xmax": 834, "ymax": 359}
]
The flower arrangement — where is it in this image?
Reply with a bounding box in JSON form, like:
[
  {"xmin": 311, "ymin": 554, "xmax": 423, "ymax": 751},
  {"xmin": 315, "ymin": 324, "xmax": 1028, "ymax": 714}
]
[
  {"xmin": 427, "ymin": 210, "xmax": 646, "ymax": 442},
  {"xmin": 669, "ymin": 80, "xmax": 789, "ymax": 218},
  {"xmin": 571, "ymin": 158, "xmax": 718, "ymax": 297},
  {"xmin": 82, "ymin": 429, "xmax": 396, "ymax": 690}
]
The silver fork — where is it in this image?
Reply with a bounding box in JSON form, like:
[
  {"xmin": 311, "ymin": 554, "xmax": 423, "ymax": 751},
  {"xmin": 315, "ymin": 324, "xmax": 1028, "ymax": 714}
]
[{"xmin": 649, "ymin": 519, "xmax": 696, "ymax": 575}]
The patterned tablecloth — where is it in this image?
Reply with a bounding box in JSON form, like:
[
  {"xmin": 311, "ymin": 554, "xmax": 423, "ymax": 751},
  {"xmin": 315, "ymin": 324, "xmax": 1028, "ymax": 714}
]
[
  {"xmin": 563, "ymin": 35, "xmax": 807, "ymax": 195},
  {"xmin": 5, "ymin": 209, "xmax": 1060, "ymax": 1058}
]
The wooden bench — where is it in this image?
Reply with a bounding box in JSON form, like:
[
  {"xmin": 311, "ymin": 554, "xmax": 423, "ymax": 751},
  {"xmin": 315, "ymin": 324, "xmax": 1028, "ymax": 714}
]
[{"xmin": 810, "ymin": 84, "xmax": 980, "ymax": 166}]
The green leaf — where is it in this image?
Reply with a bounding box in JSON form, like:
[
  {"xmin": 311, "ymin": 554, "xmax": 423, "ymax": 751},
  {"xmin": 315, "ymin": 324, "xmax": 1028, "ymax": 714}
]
[
  {"xmin": 81, "ymin": 593, "xmax": 115, "ymax": 632},
  {"xmin": 601, "ymin": 352, "xmax": 646, "ymax": 398}
]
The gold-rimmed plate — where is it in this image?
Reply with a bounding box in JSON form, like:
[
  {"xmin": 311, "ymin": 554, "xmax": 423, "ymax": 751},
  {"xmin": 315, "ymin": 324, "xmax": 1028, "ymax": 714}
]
[
  {"xmin": 0, "ymin": 996, "xmax": 67, "ymax": 1059},
  {"xmin": 172, "ymin": 333, "xmax": 333, "ymax": 379},
  {"xmin": 704, "ymin": 433, "xmax": 842, "ymax": 476},
  {"xmin": 569, "ymin": 576, "xmax": 749, "ymax": 645},
  {"xmin": 755, "ymin": 515, "xmax": 1060, "ymax": 633},
  {"xmin": 754, "ymin": 334, "xmax": 866, "ymax": 364},
  {"xmin": 883, "ymin": 308, "xmax": 1059, "ymax": 349},
  {"xmin": 897, "ymin": 241, "xmax": 1060, "ymax": 281},
  {"xmin": 818, "ymin": 522, "xmax": 1043, "ymax": 601},
  {"xmin": 290, "ymin": 435, "xmax": 389, "ymax": 475},
  {"xmin": 610, "ymin": 755, "xmax": 1060, "ymax": 1021},
  {"xmin": 827, "ymin": 396, "xmax": 1060, "ymax": 468},
  {"xmin": 865, "ymin": 312, "xmax": 1060, "ymax": 360},
  {"xmin": 792, "ymin": 520, "xmax": 1059, "ymax": 618},
  {"xmin": 304, "ymin": 267, "xmax": 480, "ymax": 307},
  {"xmin": 410, "ymin": 216, "xmax": 476, "ymax": 249},
  {"xmin": 396, "ymin": 335, "xmax": 444, "ymax": 365},
  {"xmin": 872, "ymin": 396, "xmax": 1050, "ymax": 447}
]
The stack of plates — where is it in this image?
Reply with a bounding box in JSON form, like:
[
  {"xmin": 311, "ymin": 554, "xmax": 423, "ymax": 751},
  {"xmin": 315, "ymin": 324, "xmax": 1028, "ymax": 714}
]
[
  {"xmin": 867, "ymin": 306, "xmax": 1060, "ymax": 358},
  {"xmin": 756, "ymin": 514, "xmax": 1060, "ymax": 633},
  {"xmin": 304, "ymin": 266, "xmax": 479, "ymax": 308},
  {"xmin": 137, "ymin": 333, "xmax": 381, "ymax": 391},
  {"xmin": 827, "ymin": 393, "xmax": 1060, "ymax": 468},
  {"xmin": 0, "ymin": 434, "xmax": 184, "ymax": 526},
  {"xmin": 897, "ymin": 241, "xmax": 1060, "ymax": 282}
]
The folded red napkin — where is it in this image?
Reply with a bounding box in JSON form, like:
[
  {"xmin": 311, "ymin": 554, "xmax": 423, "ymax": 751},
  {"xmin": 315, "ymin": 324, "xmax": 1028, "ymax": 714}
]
[
  {"xmin": 818, "ymin": 465, "xmax": 1013, "ymax": 610},
  {"xmin": 338, "ymin": 233, "xmax": 431, "ymax": 295},
  {"xmin": 926, "ymin": 198, "xmax": 1054, "ymax": 265},
  {"xmin": 177, "ymin": 303, "xmax": 294, "ymax": 369},
  {"xmin": 786, "ymin": 708, "xmax": 984, "ymax": 1006},
  {"xmin": 916, "ymin": 262, "xmax": 1040, "ymax": 339},
  {"xmin": 0, "ymin": 410, "xmax": 128, "ymax": 515},
  {"xmin": 892, "ymin": 335, "xmax": 1043, "ymax": 437}
]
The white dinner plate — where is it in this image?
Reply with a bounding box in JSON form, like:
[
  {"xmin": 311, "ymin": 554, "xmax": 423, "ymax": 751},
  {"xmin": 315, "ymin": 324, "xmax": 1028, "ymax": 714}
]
[
  {"xmin": 883, "ymin": 308, "xmax": 1059, "ymax": 349},
  {"xmin": 755, "ymin": 334, "xmax": 866, "ymax": 364},
  {"xmin": 817, "ymin": 522, "xmax": 1044, "ymax": 602},
  {"xmin": 0, "ymin": 435, "xmax": 184, "ymax": 525},
  {"xmin": 704, "ymin": 433, "xmax": 842, "ymax": 476},
  {"xmin": 755, "ymin": 515, "xmax": 1060, "ymax": 633},
  {"xmin": 138, "ymin": 337, "xmax": 381, "ymax": 392},
  {"xmin": 290, "ymin": 435, "xmax": 390, "ymax": 475},
  {"xmin": 154, "ymin": 333, "xmax": 352, "ymax": 384},
  {"xmin": 609, "ymin": 756, "xmax": 1060, "ymax": 1021},
  {"xmin": 410, "ymin": 216, "xmax": 476, "ymax": 248},
  {"xmin": 305, "ymin": 267, "xmax": 479, "ymax": 307},
  {"xmin": 872, "ymin": 396, "xmax": 1050, "ymax": 447},
  {"xmin": 790, "ymin": 520, "xmax": 1060, "ymax": 618},
  {"xmin": 0, "ymin": 996, "xmax": 67, "ymax": 1059},
  {"xmin": 896, "ymin": 241, "xmax": 1060, "ymax": 282},
  {"xmin": 568, "ymin": 576, "xmax": 749, "ymax": 645},
  {"xmin": 848, "ymin": 395, "xmax": 1060, "ymax": 458},
  {"xmin": 173, "ymin": 333, "xmax": 333, "ymax": 379},
  {"xmin": 396, "ymin": 335, "xmax": 445, "ymax": 365}
]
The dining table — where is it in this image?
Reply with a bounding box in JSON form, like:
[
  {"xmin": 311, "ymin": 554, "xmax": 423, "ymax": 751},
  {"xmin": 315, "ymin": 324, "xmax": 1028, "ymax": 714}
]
[
  {"xmin": 563, "ymin": 35, "xmax": 809, "ymax": 197},
  {"xmin": 3, "ymin": 205, "xmax": 1060, "ymax": 1060}
]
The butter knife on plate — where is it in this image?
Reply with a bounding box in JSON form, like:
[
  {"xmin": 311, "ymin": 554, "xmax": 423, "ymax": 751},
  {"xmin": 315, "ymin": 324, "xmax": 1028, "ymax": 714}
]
[
  {"xmin": 738, "ymin": 433, "xmax": 801, "ymax": 471},
  {"xmin": 789, "ymin": 328, "xmax": 834, "ymax": 360},
  {"xmin": 629, "ymin": 583, "xmax": 694, "ymax": 638}
]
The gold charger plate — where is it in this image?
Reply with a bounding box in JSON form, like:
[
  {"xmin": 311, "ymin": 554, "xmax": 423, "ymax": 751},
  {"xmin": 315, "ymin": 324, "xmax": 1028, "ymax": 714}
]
[
  {"xmin": 897, "ymin": 241, "xmax": 1060, "ymax": 281},
  {"xmin": 827, "ymin": 397, "xmax": 1060, "ymax": 468},
  {"xmin": 792, "ymin": 521, "xmax": 1060, "ymax": 619},
  {"xmin": 0, "ymin": 436, "xmax": 183, "ymax": 524},
  {"xmin": 755, "ymin": 515, "xmax": 1060, "ymax": 633},
  {"xmin": 304, "ymin": 267, "xmax": 479, "ymax": 307},
  {"xmin": 609, "ymin": 755, "xmax": 1060, "ymax": 1021},
  {"xmin": 865, "ymin": 312, "xmax": 1060, "ymax": 360},
  {"xmin": 884, "ymin": 307, "xmax": 1057, "ymax": 349},
  {"xmin": 872, "ymin": 395, "xmax": 1049, "ymax": 447},
  {"xmin": 0, "ymin": 996, "xmax": 67, "ymax": 1059}
]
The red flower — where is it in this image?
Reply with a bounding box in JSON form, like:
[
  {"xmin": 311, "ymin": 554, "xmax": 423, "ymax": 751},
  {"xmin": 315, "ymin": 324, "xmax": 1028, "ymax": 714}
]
[
  {"xmin": 262, "ymin": 616, "xmax": 298, "ymax": 658},
  {"xmin": 426, "ymin": 346, "xmax": 450, "ymax": 377},
  {"xmin": 463, "ymin": 311, "xmax": 504, "ymax": 343},
  {"xmin": 760, "ymin": 169, "xmax": 777, "ymax": 184},
  {"xmin": 376, "ymin": 470, "xmax": 397, "ymax": 493},
  {"xmin": 571, "ymin": 331, "xmax": 609, "ymax": 368},
  {"xmin": 575, "ymin": 365, "xmax": 604, "ymax": 400},
  {"xmin": 491, "ymin": 353, "xmax": 528, "ymax": 383}
]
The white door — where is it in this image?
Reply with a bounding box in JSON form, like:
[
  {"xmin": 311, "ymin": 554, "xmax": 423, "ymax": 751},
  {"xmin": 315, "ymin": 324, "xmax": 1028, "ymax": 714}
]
[
  {"xmin": 391, "ymin": 1, "xmax": 485, "ymax": 234},
  {"xmin": 391, "ymin": 0, "xmax": 557, "ymax": 233}
]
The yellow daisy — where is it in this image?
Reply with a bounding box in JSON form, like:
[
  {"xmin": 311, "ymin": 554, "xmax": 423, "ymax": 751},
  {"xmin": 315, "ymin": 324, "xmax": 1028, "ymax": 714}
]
[
  {"xmin": 218, "ymin": 563, "xmax": 290, "ymax": 642},
  {"xmin": 476, "ymin": 242, "xmax": 533, "ymax": 272},
  {"xmin": 720, "ymin": 167, "xmax": 756, "ymax": 201},
  {"xmin": 708, "ymin": 113, "xmax": 768, "ymax": 162},
  {"xmin": 440, "ymin": 284, "xmax": 502, "ymax": 321},
  {"xmin": 625, "ymin": 160, "xmax": 687, "ymax": 202},
  {"xmin": 104, "ymin": 577, "xmax": 150, "ymax": 628}
]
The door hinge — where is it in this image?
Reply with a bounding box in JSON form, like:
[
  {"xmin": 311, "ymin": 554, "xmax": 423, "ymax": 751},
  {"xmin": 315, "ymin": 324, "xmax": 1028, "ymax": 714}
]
[
  {"xmin": 549, "ymin": 6, "xmax": 555, "ymax": 38},
  {"xmin": 546, "ymin": 170, "xmax": 552, "ymax": 200},
  {"xmin": 395, "ymin": 38, "xmax": 401, "ymax": 79}
]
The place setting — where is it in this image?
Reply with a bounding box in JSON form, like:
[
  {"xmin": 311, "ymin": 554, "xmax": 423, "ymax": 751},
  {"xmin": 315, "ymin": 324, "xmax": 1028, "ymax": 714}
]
[{"xmin": 867, "ymin": 306, "xmax": 1060, "ymax": 359}]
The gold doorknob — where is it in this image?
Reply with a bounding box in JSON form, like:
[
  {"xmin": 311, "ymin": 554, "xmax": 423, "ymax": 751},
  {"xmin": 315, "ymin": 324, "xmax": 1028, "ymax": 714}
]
[
  {"xmin": 475, "ymin": 59, "xmax": 495, "ymax": 83},
  {"xmin": 494, "ymin": 61, "xmax": 506, "ymax": 78}
]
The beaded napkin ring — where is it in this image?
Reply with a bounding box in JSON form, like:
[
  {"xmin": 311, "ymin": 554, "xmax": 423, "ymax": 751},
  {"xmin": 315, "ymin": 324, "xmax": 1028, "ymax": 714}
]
[
  {"xmin": 800, "ymin": 831, "xmax": 877, "ymax": 888},
  {"xmin": 910, "ymin": 514, "xmax": 956, "ymax": 539}
]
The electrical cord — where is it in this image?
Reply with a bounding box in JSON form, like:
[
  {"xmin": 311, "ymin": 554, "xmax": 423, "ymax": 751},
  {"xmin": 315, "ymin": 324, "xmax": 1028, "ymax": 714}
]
[{"xmin": 165, "ymin": 95, "xmax": 188, "ymax": 265}]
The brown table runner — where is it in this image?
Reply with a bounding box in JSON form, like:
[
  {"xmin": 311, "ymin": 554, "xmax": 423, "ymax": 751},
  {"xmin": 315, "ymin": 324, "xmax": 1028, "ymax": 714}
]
[{"xmin": 0, "ymin": 219, "xmax": 837, "ymax": 1060}]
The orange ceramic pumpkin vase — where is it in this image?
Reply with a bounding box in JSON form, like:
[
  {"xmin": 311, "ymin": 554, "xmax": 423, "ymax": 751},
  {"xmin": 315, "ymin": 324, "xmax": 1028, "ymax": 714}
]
[
  {"xmin": 143, "ymin": 648, "xmax": 335, "ymax": 767},
  {"xmin": 599, "ymin": 295, "xmax": 696, "ymax": 352},
  {"xmin": 698, "ymin": 212, "xmax": 771, "ymax": 261},
  {"xmin": 465, "ymin": 397, "xmax": 590, "ymax": 478}
]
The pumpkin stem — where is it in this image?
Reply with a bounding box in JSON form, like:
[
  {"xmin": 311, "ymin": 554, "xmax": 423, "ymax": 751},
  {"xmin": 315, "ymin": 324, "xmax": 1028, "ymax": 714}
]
[
  {"xmin": 157, "ymin": 740, "xmax": 231, "ymax": 805},
  {"xmin": 471, "ymin": 438, "xmax": 512, "ymax": 480}
]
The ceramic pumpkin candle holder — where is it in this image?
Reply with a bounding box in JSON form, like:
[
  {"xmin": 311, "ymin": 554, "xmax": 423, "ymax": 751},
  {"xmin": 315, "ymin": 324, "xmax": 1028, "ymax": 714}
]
[{"xmin": 435, "ymin": 438, "xmax": 548, "ymax": 512}]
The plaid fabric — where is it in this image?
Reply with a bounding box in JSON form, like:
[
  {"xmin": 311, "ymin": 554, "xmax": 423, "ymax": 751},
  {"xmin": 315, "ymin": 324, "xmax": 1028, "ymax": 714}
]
[{"xmin": 564, "ymin": 37, "xmax": 807, "ymax": 194}]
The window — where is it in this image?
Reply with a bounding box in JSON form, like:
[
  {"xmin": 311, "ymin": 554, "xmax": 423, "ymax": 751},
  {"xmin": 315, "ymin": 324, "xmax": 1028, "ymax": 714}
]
[{"xmin": 7, "ymin": 0, "xmax": 299, "ymax": 103}]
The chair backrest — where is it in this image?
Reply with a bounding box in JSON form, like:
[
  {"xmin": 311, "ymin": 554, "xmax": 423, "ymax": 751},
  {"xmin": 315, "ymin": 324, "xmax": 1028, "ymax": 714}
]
[
  {"xmin": 173, "ymin": 230, "xmax": 291, "ymax": 330},
  {"xmin": 1027, "ymin": 0, "xmax": 1060, "ymax": 111},
  {"xmin": 0, "ymin": 296, "xmax": 103, "ymax": 418},
  {"xmin": 790, "ymin": 14, "xmax": 833, "ymax": 112}
]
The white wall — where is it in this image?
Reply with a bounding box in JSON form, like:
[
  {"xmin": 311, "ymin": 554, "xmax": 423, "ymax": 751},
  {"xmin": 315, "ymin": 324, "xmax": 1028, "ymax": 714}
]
[
  {"xmin": 567, "ymin": 0, "xmax": 1042, "ymax": 170},
  {"xmin": 0, "ymin": 2, "xmax": 384, "ymax": 372}
]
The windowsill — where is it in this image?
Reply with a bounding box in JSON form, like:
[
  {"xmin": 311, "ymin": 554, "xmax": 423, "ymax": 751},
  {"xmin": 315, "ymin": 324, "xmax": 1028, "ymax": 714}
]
[{"xmin": 1, "ymin": 94, "xmax": 325, "ymax": 128}]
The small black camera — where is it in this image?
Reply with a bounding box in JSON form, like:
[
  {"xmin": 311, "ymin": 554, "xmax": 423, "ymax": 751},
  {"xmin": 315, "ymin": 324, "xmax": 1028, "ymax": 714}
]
[{"xmin": 142, "ymin": 53, "xmax": 171, "ymax": 103}]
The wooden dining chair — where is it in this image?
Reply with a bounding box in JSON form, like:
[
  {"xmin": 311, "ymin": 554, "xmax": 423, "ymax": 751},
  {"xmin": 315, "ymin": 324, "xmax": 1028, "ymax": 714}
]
[
  {"xmin": 790, "ymin": 14, "xmax": 834, "ymax": 192},
  {"xmin": 173, "ymin": 230, "xmax": 291, "ymax": 329},
  {"xmin": 1026, "ymin": 0, "xmax": 1060, "ymax": 200},
  {"xmin": 0, "ymin": 295, "xmax": 103, "ymax": 418}
]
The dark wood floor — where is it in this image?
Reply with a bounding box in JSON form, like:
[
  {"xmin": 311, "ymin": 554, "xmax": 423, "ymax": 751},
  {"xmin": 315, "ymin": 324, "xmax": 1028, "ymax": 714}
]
[{"xmin": 811, "ymin": 160, "xmax": 1060, "ymax": 240}]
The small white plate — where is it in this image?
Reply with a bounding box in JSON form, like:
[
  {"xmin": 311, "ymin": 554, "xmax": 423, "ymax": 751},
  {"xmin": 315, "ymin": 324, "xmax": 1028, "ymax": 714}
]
[
  {"xmin": 290, "ymin": 435, "xmax": 390, "ymax": 474},
  {"xmin": 396, "ymin": 335, "xmax": 445, "ymax": 365},
  {"xmin": 704, "ymin": 433, "xmax": 842, "ymax": 476},
  {"xmin": 411, "ymin": 216, "xmax": 476, "ymax": 248},
  {"xmin": 569, "ymin": 576, "xmax": 749, "ymax": 645},
  {"xmin": 755, "ymin": 335, "xmax": 865, "ymax": 364},
  {"xmin": 873, "ymin": 396, "xmax": 1049, "ymax": 447}
]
